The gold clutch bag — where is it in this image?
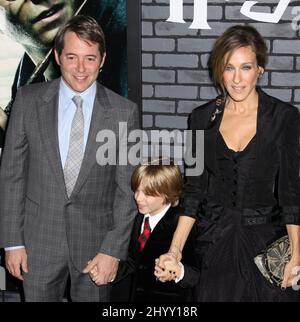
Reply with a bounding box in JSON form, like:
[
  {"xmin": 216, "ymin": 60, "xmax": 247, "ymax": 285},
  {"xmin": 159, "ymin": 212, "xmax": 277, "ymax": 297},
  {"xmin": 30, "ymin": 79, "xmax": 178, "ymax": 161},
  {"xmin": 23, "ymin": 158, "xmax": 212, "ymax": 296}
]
[{"xmin": 254, "ymin": 235, "xmax": 291, "ymax": 286}]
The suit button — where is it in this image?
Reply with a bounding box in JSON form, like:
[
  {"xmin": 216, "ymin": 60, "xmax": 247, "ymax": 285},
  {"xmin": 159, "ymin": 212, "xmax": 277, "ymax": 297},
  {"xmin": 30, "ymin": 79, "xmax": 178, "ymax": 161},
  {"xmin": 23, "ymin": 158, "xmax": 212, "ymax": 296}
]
[
  {"xmin": 233, "ymin": 168, "xmax": 238, "ymax": 174},
  {"xmin": 247, "ymin": 218, "xmax": 256, "ymax": 225},
  {"xmin": 231, "ymin": 191, "xmax": 236, "ymax": 196},
  {"xmin": 233, "ymin": 179, "xmax": 237, "ymax": 184},
  {"xmin": 232, "ymin": 201, "xmax": 236, "ymax": 207}
]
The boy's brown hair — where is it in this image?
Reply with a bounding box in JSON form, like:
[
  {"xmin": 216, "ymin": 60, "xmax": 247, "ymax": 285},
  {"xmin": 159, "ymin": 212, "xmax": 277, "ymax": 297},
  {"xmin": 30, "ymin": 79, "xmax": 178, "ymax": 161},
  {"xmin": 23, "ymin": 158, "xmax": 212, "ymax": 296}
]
[{"xmin": 131, "ymin": 160, "xmax": 183, "ymax": 207}]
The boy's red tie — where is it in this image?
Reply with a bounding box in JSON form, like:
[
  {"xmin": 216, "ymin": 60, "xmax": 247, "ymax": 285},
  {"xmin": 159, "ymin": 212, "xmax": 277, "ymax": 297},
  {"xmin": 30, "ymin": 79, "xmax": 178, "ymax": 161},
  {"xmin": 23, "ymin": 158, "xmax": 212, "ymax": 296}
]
[{"xmin": 138, "ymin": 217, "xmax": 151, "ymax": 250}]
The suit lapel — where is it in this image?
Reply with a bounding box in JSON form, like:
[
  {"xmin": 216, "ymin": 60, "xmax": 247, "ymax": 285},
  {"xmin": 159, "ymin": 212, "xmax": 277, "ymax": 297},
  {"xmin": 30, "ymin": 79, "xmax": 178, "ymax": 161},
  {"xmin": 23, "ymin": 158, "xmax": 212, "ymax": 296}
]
[
  {"xmin": 256, "ymin": 87, "xmax": 273, "ymax": 149},
  {"xmin": 204, "ymin": 98, "xmax": 224, "ymax": 174},
  {"xmin": 143, "ymin": 207, "xmax": 176, "ymax": 250},
  {"xmin": 71, "ymin": 83, "xmax": 111, "ymax": 196},
  {"xmin": 254, "ymin": 87, "xmax": 274, "ymax": 187},
  {"xmin": 135, "ymin": 213, "xmax": 144, "ymax": 236},
  {"xmin": 134, "ymin": 213, "xmax": 144, "ymax": 252},
  {"xmin": 37, "ymin": 79, "xmax": 68, "ymax": 199},
  {"xmin": 127, "ymin": 213, "xmax": 144, "ymax": 260}
]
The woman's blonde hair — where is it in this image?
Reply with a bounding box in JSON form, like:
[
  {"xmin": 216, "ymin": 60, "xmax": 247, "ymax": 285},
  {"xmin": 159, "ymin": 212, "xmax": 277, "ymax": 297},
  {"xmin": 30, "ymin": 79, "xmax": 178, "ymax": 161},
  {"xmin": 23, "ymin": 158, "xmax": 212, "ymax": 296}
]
[{"xmin": 131, "ymin": 159, "xmax": 183, "ymax": 207}]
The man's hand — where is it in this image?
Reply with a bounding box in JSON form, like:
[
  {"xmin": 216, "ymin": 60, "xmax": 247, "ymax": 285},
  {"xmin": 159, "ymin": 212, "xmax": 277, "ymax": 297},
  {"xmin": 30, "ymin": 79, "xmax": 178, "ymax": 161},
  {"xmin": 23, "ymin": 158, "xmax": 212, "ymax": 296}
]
[
  {"xmin": 5, "ymin": 248, "xmax": 28, "ymax": 281},
  {"xmin": 83, "ymin": 253, "xmax": 119, "ymax": 286},
  {"xmin": 0, "ymin": 107, "xmax": 8, "ymax": 131}
]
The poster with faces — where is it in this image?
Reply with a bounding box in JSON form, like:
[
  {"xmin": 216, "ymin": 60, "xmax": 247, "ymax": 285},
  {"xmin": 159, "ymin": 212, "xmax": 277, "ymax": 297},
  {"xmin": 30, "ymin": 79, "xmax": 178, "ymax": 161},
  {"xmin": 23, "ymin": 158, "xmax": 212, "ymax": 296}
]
[{"xmin": 0, "ymin": 0, "xmax": 128, "ymax": 136}]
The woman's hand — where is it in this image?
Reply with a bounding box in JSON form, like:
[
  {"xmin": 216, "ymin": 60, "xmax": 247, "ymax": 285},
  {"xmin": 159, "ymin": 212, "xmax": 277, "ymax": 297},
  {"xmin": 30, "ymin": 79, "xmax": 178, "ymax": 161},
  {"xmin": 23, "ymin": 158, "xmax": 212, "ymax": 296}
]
[
  {"xmin": 283, "ymin": 225, "xmax": 300, "ymax": 289},
  {"xmin": 157, "ymin": 245, "xmax": 182, "ymax": 266},
  {"xmin": 281, "ymin": 256, "xmax": 300, "ymax": 289},
  {"xmin": 154, "ymin": 252, "xmax": 181, "ymax": 282},
  {"xmin": 154, "ymin": 216, "xmax": 195, "ymax": 282},
  {"xmin": 154, "ymin": 246, "xmax": 182, "ymax": 282}
]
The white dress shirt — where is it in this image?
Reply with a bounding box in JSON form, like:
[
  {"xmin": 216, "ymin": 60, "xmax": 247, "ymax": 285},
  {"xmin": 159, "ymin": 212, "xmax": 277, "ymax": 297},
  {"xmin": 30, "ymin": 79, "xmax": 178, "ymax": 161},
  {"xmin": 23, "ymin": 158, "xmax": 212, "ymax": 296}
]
[{"xmin": 140, "ymin": 204, "xmax": 171, "ymax": 234}]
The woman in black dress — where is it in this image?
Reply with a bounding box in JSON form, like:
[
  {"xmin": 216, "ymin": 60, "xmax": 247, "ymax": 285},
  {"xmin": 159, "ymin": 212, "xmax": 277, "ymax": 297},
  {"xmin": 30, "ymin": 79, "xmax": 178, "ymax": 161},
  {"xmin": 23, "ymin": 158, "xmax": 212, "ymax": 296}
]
[{"xmin": 155, "ymin": 25, "xmax": 300, "ymax": 301}]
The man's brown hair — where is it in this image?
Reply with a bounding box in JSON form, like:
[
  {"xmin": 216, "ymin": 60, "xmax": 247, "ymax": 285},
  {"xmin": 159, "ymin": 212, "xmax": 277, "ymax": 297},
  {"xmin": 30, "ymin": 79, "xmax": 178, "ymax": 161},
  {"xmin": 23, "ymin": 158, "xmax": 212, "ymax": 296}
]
[{"xmin": 55, "ymin": 15, "xmax": 106, "ymax": 57}]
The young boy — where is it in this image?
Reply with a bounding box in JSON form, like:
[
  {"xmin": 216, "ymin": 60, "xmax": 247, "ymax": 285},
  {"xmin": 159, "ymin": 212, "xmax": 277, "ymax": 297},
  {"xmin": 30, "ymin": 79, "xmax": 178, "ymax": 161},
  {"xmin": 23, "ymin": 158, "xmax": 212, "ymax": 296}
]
[{"xmin": 102, "ymin": 160, "xmax": 196, "ymax": 302}]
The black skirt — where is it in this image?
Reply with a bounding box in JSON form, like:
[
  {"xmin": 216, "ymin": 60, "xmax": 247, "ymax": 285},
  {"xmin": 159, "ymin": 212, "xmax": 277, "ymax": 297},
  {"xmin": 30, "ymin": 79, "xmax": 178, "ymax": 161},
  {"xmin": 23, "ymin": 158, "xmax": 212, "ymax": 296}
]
[{"xmin": 195, "ymin": 207, "xmax": 299, "ymax": 302}]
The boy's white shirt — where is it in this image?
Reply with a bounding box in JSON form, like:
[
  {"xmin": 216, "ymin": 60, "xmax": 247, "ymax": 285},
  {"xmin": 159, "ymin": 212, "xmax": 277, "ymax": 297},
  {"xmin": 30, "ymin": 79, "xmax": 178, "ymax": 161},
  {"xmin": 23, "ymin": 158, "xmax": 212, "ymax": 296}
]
[
  {"xmin": 175, "ymin": 262, "xmax": 185, "ymax": 283},
  {"xmin": 140, "ymin": 203, "xmax": 171, "ymax": 233}
]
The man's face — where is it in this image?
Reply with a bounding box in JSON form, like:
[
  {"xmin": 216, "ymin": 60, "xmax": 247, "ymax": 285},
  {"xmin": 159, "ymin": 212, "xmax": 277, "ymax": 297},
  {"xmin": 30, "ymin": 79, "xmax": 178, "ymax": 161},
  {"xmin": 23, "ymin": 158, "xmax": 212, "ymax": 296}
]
[
  {"xmin": 54, "ymin": 31, "xmax": 105, "ymax": 93},
  {"xmin": 0, "ymin": 0, "xmax": 77, "ymax": 49}
]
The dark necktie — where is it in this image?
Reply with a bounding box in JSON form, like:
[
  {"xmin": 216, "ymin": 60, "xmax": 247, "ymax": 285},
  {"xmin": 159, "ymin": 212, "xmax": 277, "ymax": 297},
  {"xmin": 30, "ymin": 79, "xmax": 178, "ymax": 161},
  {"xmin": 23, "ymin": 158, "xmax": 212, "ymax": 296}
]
[
  {"xmin": 63, "ymin": 95, "xmax": 84, "ymax": 197},
  {"xmin": 138, "ymin": 217, "xmax": 151, "ymax": 250}
]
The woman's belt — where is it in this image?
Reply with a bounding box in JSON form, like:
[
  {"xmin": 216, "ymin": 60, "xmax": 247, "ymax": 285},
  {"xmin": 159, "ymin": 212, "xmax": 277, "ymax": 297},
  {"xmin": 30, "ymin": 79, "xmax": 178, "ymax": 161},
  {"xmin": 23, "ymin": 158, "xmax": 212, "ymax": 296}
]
[
  {"xmin": 242, "ymin": 206, "xmax": 279, "ymax": 226},
  {"xmin": 200, "ymin": 202, "xmax": 279, "ymax": 226}
]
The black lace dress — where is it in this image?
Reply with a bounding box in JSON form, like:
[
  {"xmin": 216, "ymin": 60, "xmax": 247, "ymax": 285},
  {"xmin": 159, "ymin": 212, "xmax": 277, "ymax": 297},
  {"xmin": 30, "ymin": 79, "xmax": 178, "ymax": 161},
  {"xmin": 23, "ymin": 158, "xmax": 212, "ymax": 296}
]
[{"xmin": 192, "ymin": 132, "xmax": 298, "ymax": 301}]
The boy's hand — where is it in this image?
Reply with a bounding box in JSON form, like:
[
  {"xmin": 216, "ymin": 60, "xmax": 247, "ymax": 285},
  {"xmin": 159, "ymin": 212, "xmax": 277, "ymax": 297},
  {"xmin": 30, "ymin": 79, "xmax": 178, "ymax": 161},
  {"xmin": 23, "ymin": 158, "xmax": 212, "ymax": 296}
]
[
  {"xmin": 154, "ymin": 256, "xmax": 182, "ymax": 282},
  {"xmin": 84, "ymin": 254, "xmax": 118, "ymax": 285}
]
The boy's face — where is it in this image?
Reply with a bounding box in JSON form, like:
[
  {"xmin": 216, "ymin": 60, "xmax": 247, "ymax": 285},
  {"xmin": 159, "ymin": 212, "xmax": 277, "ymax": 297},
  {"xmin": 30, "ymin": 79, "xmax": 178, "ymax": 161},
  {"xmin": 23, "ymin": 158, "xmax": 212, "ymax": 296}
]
[
  {"xmin": 0, "ymin": 0, "xmax": 77, "ymax": 48},
  {"xmin": 134, "ymin": 181, "xmax": 167, "ymax": 216}
]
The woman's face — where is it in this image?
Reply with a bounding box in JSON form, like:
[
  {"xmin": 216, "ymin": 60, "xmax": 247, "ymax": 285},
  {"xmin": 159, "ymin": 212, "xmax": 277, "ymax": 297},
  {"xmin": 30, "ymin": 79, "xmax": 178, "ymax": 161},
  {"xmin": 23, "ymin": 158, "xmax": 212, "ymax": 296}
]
[{"xmin": 222, "ymin": 46, "xmax": 264, "ymax": 103}]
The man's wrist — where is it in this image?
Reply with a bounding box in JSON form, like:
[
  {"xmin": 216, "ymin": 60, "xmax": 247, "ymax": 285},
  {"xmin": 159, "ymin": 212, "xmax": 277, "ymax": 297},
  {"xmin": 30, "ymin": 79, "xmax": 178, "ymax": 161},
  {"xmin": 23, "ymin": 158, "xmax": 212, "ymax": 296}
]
[{"xmin": 5, "ymin": 246, "xmax": 25, "ymax": 251}]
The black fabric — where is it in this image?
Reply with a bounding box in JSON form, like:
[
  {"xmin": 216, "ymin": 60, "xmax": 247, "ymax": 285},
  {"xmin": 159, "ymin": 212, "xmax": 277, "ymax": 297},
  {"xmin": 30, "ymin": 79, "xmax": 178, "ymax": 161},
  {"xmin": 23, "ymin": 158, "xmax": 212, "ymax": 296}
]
[
  {"xmin": 182, "ymin": 88, "xmax": 300, "ymax": 223},
  {"xmin": 216, "ymin": 131, "xmax": 257, "ymax": 208},
  {"xmin": 0, "ymin": 127, "xmax": 4, "ymax": 148},
  {"xmin": 180, "ymin": 88, "xmax": 300, "ymax": 301}
]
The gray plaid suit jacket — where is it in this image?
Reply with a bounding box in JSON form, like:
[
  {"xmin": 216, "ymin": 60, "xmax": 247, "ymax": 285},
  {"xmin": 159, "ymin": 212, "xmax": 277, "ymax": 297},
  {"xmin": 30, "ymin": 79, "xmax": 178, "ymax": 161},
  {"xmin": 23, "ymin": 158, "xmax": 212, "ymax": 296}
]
[{"xmin": 0, "ymin": 78, "xmax": 139, "ymax": 272}]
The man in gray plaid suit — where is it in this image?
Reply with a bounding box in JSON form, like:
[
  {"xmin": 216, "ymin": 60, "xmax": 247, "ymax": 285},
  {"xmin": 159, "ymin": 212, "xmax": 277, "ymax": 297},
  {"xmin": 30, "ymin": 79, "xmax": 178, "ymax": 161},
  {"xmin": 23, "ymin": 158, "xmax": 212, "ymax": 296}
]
[{"xmin": 0, "ymin": 15, "xmax": 139, "ymax": 302}]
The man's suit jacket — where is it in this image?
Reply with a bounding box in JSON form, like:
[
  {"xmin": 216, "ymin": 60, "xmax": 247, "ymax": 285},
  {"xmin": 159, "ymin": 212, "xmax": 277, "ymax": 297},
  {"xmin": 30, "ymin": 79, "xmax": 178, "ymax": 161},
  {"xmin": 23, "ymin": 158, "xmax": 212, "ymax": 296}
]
[
  {"xmin": 111, "ymin": 207, "xmax": 197, "ymax": 302},
  {"xmin": 0, "ymin": 78, "xmax": 139, "ymax": 272},
  {"xmin": 0, "ymin": 127, "xmax": 4, "ymax": 147}
]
